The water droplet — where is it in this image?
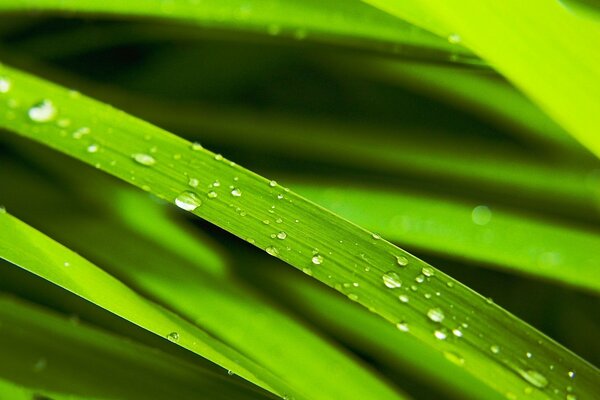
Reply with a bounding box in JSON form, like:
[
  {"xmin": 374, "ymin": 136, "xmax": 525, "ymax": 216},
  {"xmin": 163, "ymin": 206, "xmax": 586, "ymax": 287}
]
[
  {"xmin": 452, "ymin": 328, "xmax": 463, "ymax": 337},
  {"xmin": 422, "ymin": 266, "xmax": 435, "ymax": 277},
  {"xmin": 415, "ymin": 275, "xmax": 425, "ymax": 283},
  {"xmin": 167, "ymin": 332, "xmax": 179, "ymax": 342},
  {"xmin": 382, "ymin": 271, "xmax": 402, "ymax": 288},
  {"xmin": 447, "ymin": 33, "xmax": 462, "ymax": 44},
  {"xmin": 63, "ymin": 261, "xmax": 70, "ymax": 267},
  {"xmin": 132, "ymin": 153, "xmax": 156, "ymax": 166},
  {"xmin": 566, "ymin": 394, "xmax": 577, "ymax": 400},
  {"xmin": 526, "ymin": 352, "xmax": 532, "ymax": 359},
  {"xmin": 190, "ymin": 142, "xmax": 203, "ymax": 151},
  {"xmin": 72, "ymin": 127, "xmax": 90, "ymax": 139},
  {"xmin": 519, "ymin": 369, "xmax": 548, "ymax": 388},
  {"xmin": 231, "ymin": 188, "xmax": 242, "ymax": 197},
  {"xmin": 269, "ymin": 180, "xmax": 278, "ymax": 187},
  {"xmin": 212, "ymin": 180, "xmax": 221, "ymax": 187},
  {"xmin": 28, "ymin": 99, "xmax": 56, "ymax": 122},
  {"xmin": 0, "ymin": 205, "xmax": 7, "ymax": 214},
  {"xmin": 372, "ymin": 233, "xmax": 381, "ymax": 240},
  {"xmin": 188, "ymin": 177, "xmax": 199, "ymax": 188},
  {"xmin": 434, "ymin": 329, "xmax": 447, "ymax": 340},
  {"xmin": 266, "ymin": 246, "xmax": 279, "ymax": 257},
  {"xmin": 396, "ymin": 322, "xmax": 409, "ymax": 332},
  {"xmin": 207, "ymin": 190, "xmax": 218, "ymax": 199},
  {"xmin": 396, "ymin": 255, "xmax": 408, "ymax": 266},
  {"xmin": 175, "ymin": 191, "xmax": 202, "ymax": 211},
  {"xmin": 568, "ymin": 370, "xmax": 575, "ymax": 379},
  {"xmin": 348, "ymin": 293, "xmax": 359, "ymax": 301},
  {"xmin": 311, "ymin": 254, "xmax": 323, "ymax": 265},
  {"xmin": 446, "ymin": 281, "xmax": 455, "ymax": 288},
  {"xmin": 276, "ymin": 231, "xmax": 287, "ymax": 240},
  {"xmin": 472, "ymin": 205, "xmax": 492, "ymax": 226},
  {"xmin": 427, "ymin": 308, "xmax": 445, "ymax": 322},
  {"xmin": 87, "ymin": 144, "xmax": 99, "ymax": 153},
  {"xmin": 214, "ymin": 154, "xmax": 223, "ymax": 161},
  {"xmin": 399, "ymin": 294, "xmax": 409, "ymax": 303},
  {"xmin": 490, "ymin": 345, "xmax": 500, "ymax": 354},
  {"xmin": 0, "ymin": 76, "xmax": 11, "ymax": 93},
  {"xmin": 227, "ymin": 369, "xmax": 234, "ymax": 376}
]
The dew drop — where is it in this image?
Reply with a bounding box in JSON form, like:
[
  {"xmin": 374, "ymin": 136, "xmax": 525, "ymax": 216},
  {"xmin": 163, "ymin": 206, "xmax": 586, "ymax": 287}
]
[
  {"xmin": 188, "ymin": 178, "xmax": 199, "ymax": 188},
  {"xmin": 132, "ymin": 153, "xmax": 156, "ymax": 166},
  {"xmin": 447, "ymin": 33, "xmax": 462, "ymax": 44},
  {"xmin": 452, "ymin": 328, "xmax": 463, "ymax": 337},
  {"xmin": 472, "ymin": 205, "xmax": 492, "ymax": 226},
  {"xmin": 422, "ymin": 266, "xmax": 435, "ymax": 277},
  {"xmin": 269, "ymin": 180, "xmax": 278, "ymax": 187},
  {"xmin": 567, "ymin": 370, "xmax": 575, "ymax": 379},
  {"xmin": 434, "ymin": 330, "xmax": 447, "ymax": 340},
  {"xmin": 266, "ymin": 246, "xmax": 279, "ymax": 257},
  {"xmin": 396, "ymin": 255, "xmax": 408, "ymax": 266},
  {"xmin": 348, "ymin": 293, "xmax": 359, "ymax": 301},
  {"xmin": 227, "ymin": 370, "xmax": 234, "ymax": 376},
  {"xmin": 87, "ymin": 144, "xmax": 99, "ymax": 153},
  {"xmin": 213, "ymin": 180, "xmax": 221, "ymax": 187},
  {"xmin": 207, "ymin": 190, "xmax": 218, "ymax": 199},
  {"xmin": 519, "ymin": 369, "xmax": 548, "ymax": 388},
  {"xmin": 167, "ymin": 332, "xmax": 179, "ymax": 342},
  {"xmin": 396, "ymin": 322, "xmax": 409, "ymax": 332},
  {"xmin": 427, "ymin": 308, "xmax": 445, "ymax": 322},
  {"xmin": 72, "ymin": 127, "xmax": 90, "ymax": 139},
  {"xmin": 382, "ymin": 271, "xmax": 402, "ymax": 288},
  {"xmin": 372, "ymin": 233, "xmax": 381, "ymax": 240},
  {"xmin": 398, "ymin": 294, "xmax": 409, "ymax": 303},
  {"xmin": 214, "ymin": 154, "xmax": 223, "ymax": 161},
  {"xmin": 175, "ymin": 191, "xmax": 202, "ymax": 211},
  {"xmin": 311, "ymin": 254, "xmax": 323, "ymax": 265},
  {"xmin": 231, "ymin": 188, "xmax": 242, "ymax": 197},
  {"xmin": 276, "ymin": 231, "xmax": 287, "ymax": 240},
  {"xmin": 415, "ymin": 275, "xmax": 425, "ymax": 283},
  {"xmin": 0, "ymin": 76, "xmax": 10, "ymax": 93},
  {"xmin": 190, "ymin": 142, "xmax": 203, "ymax": 151},
  {"xmin": 566, "ymin": 395, "xmax": 577, "ymax": 400},
  {"xmin": 28, "ymin": 99, "xmax": 56, "ymax": 122},
  {"xmin": 490, "ymin": 345, "xmax": 500, "ymax": 354},
  {"xmin": 443, "ymin": 351, "xmax": 465, "ymax": 366}
]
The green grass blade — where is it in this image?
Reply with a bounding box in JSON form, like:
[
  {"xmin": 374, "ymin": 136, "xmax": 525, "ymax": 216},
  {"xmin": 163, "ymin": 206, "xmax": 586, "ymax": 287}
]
[
  {"xmin": 295, "ymin": 183, "xmax": 600, "ymax": 295},
  {"xmin": 0, "ymin": 294, "xmax": 273, "ymax": 400},
  {"xmin": 363, "ymin": 0, "xmax": 600, "ymax": 158},
  {"xmin": 0, "ymin": 0, "xmax": 474, "ymax": 62},
  {"xmin": 1, "ymin": 63, "xmax": 599, "ymax": 399}
]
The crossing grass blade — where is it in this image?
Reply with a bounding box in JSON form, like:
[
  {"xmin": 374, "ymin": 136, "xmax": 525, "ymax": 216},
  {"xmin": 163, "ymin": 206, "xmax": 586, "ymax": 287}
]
[{"xmin": 0, "ymin": 62, "xmax": 599, "ymax": 399}]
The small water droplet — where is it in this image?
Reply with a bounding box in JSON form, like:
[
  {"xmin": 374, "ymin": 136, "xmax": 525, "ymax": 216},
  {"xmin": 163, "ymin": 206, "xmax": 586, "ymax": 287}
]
[
  {"xmin": 447, "ymin": 33, "xmax": 462, "ymax": 44},
  {"xmin": 269, "ymin": 180, "xmax": 278, "ymax": 187},
  {"xmin": 396, "ymin": 255, "xmax": 408, "ymax": 266},
  {"xmin": 566, "ymin": 394, "xmax": 577, "ymax": 400},
  {"xmin": 443, "ymin": 351, "xmax": 464, "ymax": 365},
  {"xmin": 434, "ymin": 329, "xmax": 447, "ymax": 340},
  {"xmin": 28, "ymin": 99, "xmax": 56, "ymax": 122},
  {"xmin": 382, "ymin": 271, "xmax": 402, "ymax": 288},
  {"xmin": 0, "ymin": 76, "xmax": 11, "ymax": 93},
  {"xmin": 167, "ymin": 332, "xmax": 179, "ymax": 342},
  {"xmin": 190, "ymin": 142, "xmax": 203, "ymax": 151},
  {"xmin": 427, "ymin": 308, "xmax": 445, "ymax": 322},
  {"xmin": 311, "ymin": 254, "xmax": 323, "ymax": 265},
  {"xmin": 422, "ymin": 266, "xmax": 435, "ymax": 277},
  {"xmin": 396, "ymin": 322, "xmax": 409, "ymax": 332},
  {"xmin": 132, "ymin": 153, "xmax": 156, "ymax": 166},
  {"xmin": 452, "ymin": 328, "xmax": 463, "ymax": 337},
  {"xmin": 72, "ymin": 127, "xmax": 90, "ymax": 139},
  {"xmin": 472, "ymin": 205, "xmax": 492, "ymax": 225},
  {"xmin": 415, "ymin": 275, "xmax": 425, "ymax": 283},
  {"xmin": 266, "ymin": 246, "xmax": 279, "ymax": 257},
  {"xmin": 446, "ymin": 281, "xmax": 455, "ymax": 288},
  {"xmin": 567, "ymin": 370, "xmax": 575, "ymax": 379},
  {"xmin": 276, "ymin": 231, "xmax": 287, "ymax": 240},
  {"xmin": 212, "ymin": 180, "xmax": 221, "ymax": 187},
  {"xmin": 519, "ymin": 369, "xmax": 548, "ymax": 388},
  {"xmin": 490, "ymin": 345, "xmax": 500, "ymax": 354},
  {"xmin": 526, "ymin": 352, "xmax": 532, "ymax": 359},
  {"xmin": 188, "ymin": 178, "xmax": 199, "ymax": 188},
  {"xmin": 348, "ymin": 293, "xmax": 359, "ymax": 301},
  {"xmin": 87, "ymin": 144, "xmax": 99, "ymax": 153},
  {"xmin": 63, "ymin": 261, "xmax": 70, "ymax": 267},
  {"xmin": 175, "ymin": 191, "xmax": 202, "ymax": 211},
  {"xmin": 399, "ymin": 294, "xmax": 409, "ymax": 303},
  {"xmin": 231, "ymin": 188, "xmax": 242, "ymax": 197},
  {"xmin": 207, "ymin": 190, "xmax": 218, "ymax": 199},
  {"xmin": 372, "ymin": 233, "xmax": 381, "ymax": 240}
]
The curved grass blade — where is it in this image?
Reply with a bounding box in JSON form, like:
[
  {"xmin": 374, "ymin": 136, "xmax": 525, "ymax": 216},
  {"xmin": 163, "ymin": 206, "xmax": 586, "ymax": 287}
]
[
  {"xmin": 1, "ymin": 63, "xmax": 599, "ymax": 399},
  {"xmin": 0, "ymin": 294, "xmax": 273, "ymax": 400},
  {"xmin": 0, "ymin": 160, "xmax": 407, "ymax": 400},
  {"xmin": 295, "ymin": 183, "xmax": 600, "ymax": 295},
  {"xmin": 363, "ymin": 0, "xmax": 600, "ymax": 159},
  {"xmin": 0, "ymin": 0, "xmax": 475, "ymax": 63}
]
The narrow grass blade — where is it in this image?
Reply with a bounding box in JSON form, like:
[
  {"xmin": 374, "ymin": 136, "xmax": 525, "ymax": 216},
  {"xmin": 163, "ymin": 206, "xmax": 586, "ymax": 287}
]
[
  {"xmin": 363, "ymin": 0, "xmax": 600, "ymax": 158},
  {"xmin": 1, "ymin": 63, "xmax": 598, "ymax": 399},
  {"xmin": 0, "ymin": 294, "xmax": 274, "ymax": 400}
]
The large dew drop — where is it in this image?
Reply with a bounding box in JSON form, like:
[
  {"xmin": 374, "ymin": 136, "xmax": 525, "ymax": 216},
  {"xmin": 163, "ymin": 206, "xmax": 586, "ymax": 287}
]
[
  {"xmin": 175, "ymin": 191, "xmax": 202, "ymax": 211},
  {"xmin": 28, "ymin": 99, "xmax": 56, "ymax": 122},
  {"xmin": 132, "ymin": 153, "xmax": 156, "ymax": 166},
  {"xmin": 382, "ymin": 271, "xmax": 402, "ymax": 288},
  {"xmin": 0, "ymin": 76, "xmax": 11, "ymax": 93},
  {"xmin": 231, "ymin": 188, "xmax": 242, "ymax": 197},
  {"xmin": 472, "ymin": 205, "xmax": 492, "ymax": 225},
  {"xmin": 427, "ymin": 308, "xmax": 445, "ymax": 322},
  {"xmin": 166, "ymin": 332, "xmax": 179, "ymax": 342},
  {"xmin": 266, "ymin": 246, "xmax": 279, "ymax": 257},
  {"xmin": 311, "ymin": 254, "xmax": 323, "ymax": 265}
]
